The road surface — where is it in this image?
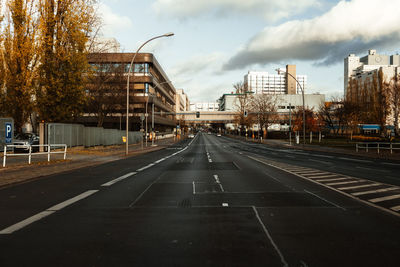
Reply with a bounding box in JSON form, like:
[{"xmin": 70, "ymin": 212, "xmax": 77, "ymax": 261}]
[{"xmin": 1, "ymin": 132, "xmax": 399, "ymax": 266}]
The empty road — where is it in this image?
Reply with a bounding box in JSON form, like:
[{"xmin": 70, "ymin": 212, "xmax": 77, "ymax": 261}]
[{"xmin": 1, "ymin": 132, "xmax": 400, "ymax": 266}]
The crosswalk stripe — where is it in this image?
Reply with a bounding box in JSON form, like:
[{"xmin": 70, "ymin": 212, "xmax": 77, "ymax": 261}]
[
  {"xmin": 391, "ymin": 205, "xmax": 400, "ymax": 211},
  {"xmin": 326, "ymin": 180, "xmax": 360, "ymax": 186},
  {"xmin": 315, "ymin": 177, "xmax": 349, "ymax": 183},
  {"xmin": 352, "ymin": 187, "xmax": 398, "ymax": 196},
  {"xmin": 338, "ymin": 183, "xmax": 381, "ymax": 190},
  {"xmin": 306, "ymin": 174, "xmax": 339, "ymax": 179},
  {"xmin": 369, "ymin": 194, "xmax": 400, "ymax": 203},
  {"xmin": 296, "ymin": 170, "xmax": 325, "ymax": 174}
]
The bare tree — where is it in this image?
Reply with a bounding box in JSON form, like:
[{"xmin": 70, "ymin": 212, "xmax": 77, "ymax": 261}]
[
  {"xmin": 386, "ymin": 74, "xmax": 400, "ymax": 136},
  {"xmin": 86, "ymin": 62, "xmax": 125, "ymax": 127},
  {"xmin": 233, "ymin": 81, "xmax": 251, "ymax": 134},
  {"xmin": 248, "ymin": 94, "xmax": 277, "ymax": 138}
]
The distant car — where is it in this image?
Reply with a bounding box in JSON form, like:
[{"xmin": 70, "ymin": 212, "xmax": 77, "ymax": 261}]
[
  {"xmin": 188, "ymin": 134, "xmax": 195, "ymax": 139},
  {"xmin": 207, "ymin": 132, "xmax": 212, "ymax": 135},
  {"xmin": 217, "ymin": 133, "xmax": 221, "ymax": 137},
  {"xmin": 13, "ymin": 133, "xmax": 40, "ymax": 153}
]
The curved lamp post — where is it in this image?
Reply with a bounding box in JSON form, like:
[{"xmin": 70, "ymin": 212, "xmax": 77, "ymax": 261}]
[
  {"xmin": 276, "ymin": 68, "xmax": 306, "ymax": 145},
  {"xmin": 125, "ymin": 32, "xmax": 174, "ymax": 155}
]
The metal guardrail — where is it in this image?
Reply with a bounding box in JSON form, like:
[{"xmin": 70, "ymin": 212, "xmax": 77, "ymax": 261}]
[
  {"xmin": 356, "ymin": 142, "xmax": 400, "ymax": 154},
  {"xmin": 2, "ymin": 144, "xmax": 67, "ymax": 167}
]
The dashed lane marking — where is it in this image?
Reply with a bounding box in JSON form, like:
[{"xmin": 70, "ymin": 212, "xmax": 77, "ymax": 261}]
[
  {"xmin": 0, "ymin": 190, "xmax": 98, "ymax": 234},
  {"xmin": 101, "ymin": 172, "xmax": 137, "ymax": 187}
]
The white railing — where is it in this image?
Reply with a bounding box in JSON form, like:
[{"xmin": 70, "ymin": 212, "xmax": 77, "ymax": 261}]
[
  {"xmin": 2, "ymin": 144, "xmax": 67, "ymax": 167},
  {"xmin": 356, "ymin": 142, "xmax": 400, "ymax": 154}
]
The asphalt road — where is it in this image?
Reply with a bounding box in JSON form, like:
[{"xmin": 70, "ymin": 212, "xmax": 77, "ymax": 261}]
[{"xmin": 0, "ymin": 132, "xmax": 399, "ymax": 266}]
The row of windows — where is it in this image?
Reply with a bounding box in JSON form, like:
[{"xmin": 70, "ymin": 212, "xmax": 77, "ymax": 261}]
[{"xmin": 90, "ymin": 63, "xmax": 150, "ymax": 73}]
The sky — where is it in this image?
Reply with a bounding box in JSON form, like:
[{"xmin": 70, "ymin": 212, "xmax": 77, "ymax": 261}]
[{"xmin": 98, "ymin": 0, "xmax": 400, "ymax": 103}]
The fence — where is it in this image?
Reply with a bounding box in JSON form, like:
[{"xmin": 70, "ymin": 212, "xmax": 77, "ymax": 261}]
[
  {"xmin": 356, "ymin": 142, "xmax": 400, "ymax": 154},
  {"xmin": 3, "ymin": 144, "xmax": 67, "ymax": 167},
  {"xmin": 47, "ymin": 123, "xmax": 142, "ymax": 147}
]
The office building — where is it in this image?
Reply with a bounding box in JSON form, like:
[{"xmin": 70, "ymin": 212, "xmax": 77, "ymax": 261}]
[
  {"xmin": 244, "ymin": 65, "xmax": 307, "ymax": 95},
  {"xmin": 81, "ymin": 53, "xmax": 177, "ymax": 132}
]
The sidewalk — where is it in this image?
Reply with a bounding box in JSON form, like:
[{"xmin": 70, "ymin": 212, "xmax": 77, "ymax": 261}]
[
  {"xmin": 227, "ymin": 134, "xmax": 400, "ymax": 162},
  {"xmin": 0, "ymin": 138, "xmax": 179, "ymax": 188}
]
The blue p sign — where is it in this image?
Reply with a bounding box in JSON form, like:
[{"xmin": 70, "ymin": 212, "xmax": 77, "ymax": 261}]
[{"xmin": 5, "ymin": 123, "xmax": 12, "ymax": 144}]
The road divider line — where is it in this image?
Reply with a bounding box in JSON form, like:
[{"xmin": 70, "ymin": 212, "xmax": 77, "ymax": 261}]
[
  {"xmin": 192, "ymin": 181, "xmax": 196, "ymax": 195},
  {"xmin": 101, "ymin": 172, "xmax": 137, "ymax": 187},
  {"xmin": 222, "ymin": 203, "xmax": 229, "ymax": 207},
  {"xmin": 0, "ymin": 190, "xmax": 98, "ymax": 234},
  {"xmin": 213, "ymin": 174, "xmax": 224, "ymax": 192},
  {"xmin": 0, "ymin": 211, "xmax": 55, "ymax": 235},
  {"xmin": 304, "ymin": 190, "xmax": 346, "ymax": 210},
  {"xmin": 137, "ymin": 163, "xmax": 155, "ymax": 172},
  {"xmin": 252, "ymin": 206, "xmax": 289, "ymax": 267},
  {"xmin": 47, "ymin": 190, "xmax": 99, "ymax": 211}
]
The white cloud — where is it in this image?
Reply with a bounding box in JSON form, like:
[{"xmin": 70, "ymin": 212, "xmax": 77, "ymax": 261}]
[
  {"xmin": 98, "ymin": 3, "xmax": 133, "ymax": 37},
  {"xmin": 170, "ymin": 52, "xmax": 225, "ymax": 76},
  {"xmin": 152, "ymin": 0, "xmax": 318, "ymax": 22},
  {"xmin": 224, "ymin": 0, "xmax": 400, "ymax": 70}
]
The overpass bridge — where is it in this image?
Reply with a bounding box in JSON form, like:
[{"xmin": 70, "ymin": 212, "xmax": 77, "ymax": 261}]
[{"xmin": 178, "ymin": 111, "xmax": 237, "ymax": 124}]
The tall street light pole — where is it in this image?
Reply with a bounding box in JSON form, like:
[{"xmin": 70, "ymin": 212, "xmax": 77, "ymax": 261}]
[
  {"xmin": 125, "ymin": 32, "xmax": 174, "ymax": 155},
  {"xmin": 276, "ymin": 68, "xmax": 306, "ymax": 145}
]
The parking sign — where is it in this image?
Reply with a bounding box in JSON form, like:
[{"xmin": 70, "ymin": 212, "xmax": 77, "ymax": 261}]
[{"xmin": 5, "ymin": 123, "xmax": 12, "ymax": 144}]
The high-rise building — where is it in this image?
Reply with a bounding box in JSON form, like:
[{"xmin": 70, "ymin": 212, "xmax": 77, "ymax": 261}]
[
  {"xmin": 244, "ymin": 65, "xmax": 306, "ymax": 95},
  {"xmin": 344, "ymin": 49, "xmax": 400, "ymax": 96}
]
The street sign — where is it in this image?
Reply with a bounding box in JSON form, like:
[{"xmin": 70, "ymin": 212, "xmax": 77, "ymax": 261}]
[{"xmin": 5, "ymin": 123, "xmax": 12, "ymax": 144}]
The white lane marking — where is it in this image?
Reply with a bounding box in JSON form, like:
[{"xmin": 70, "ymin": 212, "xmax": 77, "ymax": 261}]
[
  {"xmin": 222, "ymin": 203, "xmax": 229, "ymax": 207},
  {"xmin": 316, "ymin": 155, "xmax": 334, "ymax": 159},
  {"xmin": 338, "ymin": 157, "xmax": 372, "ymax": 163},
  {"xmin": 252, "ymin": 206, "xmax": 289, "ymax": 267},
  {"xmin": 309, "ymin": 159, "xmax": 331, "ymax": 164},
  {"xmin": 356, "ymin": 166, "xmax": 374, "ymax": 171},
  {"xmin": 382, "ymin": 162, "xmax": 400, "ymax": 166},
  {"xmin": 391, "ymin": 205, "xmax": 400, "ymax": 211},
  {"xmin": 154, "ymin": 158, "xmax": 165, "ymax": 164},
  {"xmin": 0, "ymin": 190, "xmax": 98, "ymax": 234},
  {"xmin": 296, "ymin": 170, "xmax": 325, "ymax": 175},
  {"xmin": 326, "ymin": 180, "xmax": 360, "ymax": 186},
  {"xmin": 137, "ymin": 163, "xmax": 155, "ymax": 172},
  {"xmin": 352, "ymin": 187, "xmax": 398, "ymax": 196},
  {"xmin": 192, "ymin": 181, "xmax": 196, "ymax": 195},
  {"xmin": 47, "ymin": 190, "xmax": 99, "ymax": 211},
  {"xmin": 0, "ymin": 211, "xmax": 55, "ymax": 234},
  {"xmin": 101, "ymin": 172, "xmax": 137, "ymax": 187},
  {"xmin": 338, "ymin": 183, "xmax": 380, "ymax": 191},
  {"xmin": 306, "ymin": 174, "xmax": 340, "ymax": 179},
  {"xmin": 239, "ymin": 152, "xmax": 243, "ymax": 155},
  {"xmin": 233, "ymin": 161, "xmax": 241, "ymax": 170},
  {"xmin": 369, "ymin": 194, "xmax": 400, "ymax": 203},
  {"xmin": 315, "ymin": 178, "xmax": 350, "ymax": 183},
  {"xmin": 304, "ymin": 190, "xmax": 346, "ymax": 210},
  {"xmin": 213, "ymin": 174, "xmax": 224, "ymax": 192}
]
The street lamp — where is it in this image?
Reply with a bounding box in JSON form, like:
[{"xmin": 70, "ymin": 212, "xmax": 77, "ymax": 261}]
[
  {"xmin": 276, "ymin": 68, "xmax": 306, "ymax": 145},
  {"xmin": 125, "ymin": 32, "xmax": 174, "ymax": 155}
]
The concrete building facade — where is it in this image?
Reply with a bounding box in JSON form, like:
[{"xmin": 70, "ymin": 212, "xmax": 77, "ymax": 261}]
[
  {"xmin": 244, "ymin": 65, "xmax": 306, "ymax": 95},
  {"xmin": 190, "ymin": 102, "xmax": 219, "ymax": 112},
  {"xmin": 82, "ymin": 53, "xmax": 177, "ymax": 132}
]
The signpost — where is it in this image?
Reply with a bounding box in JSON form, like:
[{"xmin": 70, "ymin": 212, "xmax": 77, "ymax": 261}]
[{"xmin": 5, "ymin": 123, "xmax": 12, "ymax": 144}]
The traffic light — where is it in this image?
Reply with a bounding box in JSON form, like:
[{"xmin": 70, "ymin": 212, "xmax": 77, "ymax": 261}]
[
  {"xmin": 196, "ymin": 111, "xmax": 200, "ymax": 118},
  {"xmin": 244, "ymin": 110, "xmax": 248, "ymax": 118}
]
